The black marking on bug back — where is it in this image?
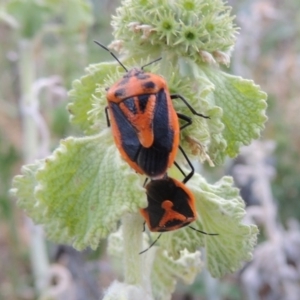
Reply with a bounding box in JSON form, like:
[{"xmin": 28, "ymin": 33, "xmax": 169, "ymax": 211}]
[
  {"xmin": 152, "ymin": 89, "xmax": 174, "ymax": 151},
  {"xmin": 145, "ymin": 179, "xmax": 173, "ymax": 229},
  {"xmin": 137, "ymin": 94, "xmax": 150, "ymax": 113},
  {"xmin": 114, "ymin": 88, "xmax": 126, "ymax": 98},
  {"xmin": 123, "ymin": 97, "xmax": 138, "ymax": 115},
  {"xmin": 170, "ymin": 184, "xmax": 194, "ymax": 217},
  {"xmin": 110, "ymin": 102, "xmax": 141, "ymax": 161},
  {"xmin": 136, "ymin": 88, "xmax": 173, "ymax": 176},
  {"xmin": 142, "ymin": 81, "xmax": 156, "ymax": 90}
]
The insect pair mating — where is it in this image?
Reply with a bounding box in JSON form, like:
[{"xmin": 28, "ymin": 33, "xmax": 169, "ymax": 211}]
[{"xmin": 95, "ymin": 41, "xmax": 217, "ymax": 253}]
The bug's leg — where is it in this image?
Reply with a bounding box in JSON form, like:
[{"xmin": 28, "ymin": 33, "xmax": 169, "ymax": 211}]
[
  {"xmin": 188, "ymin": 226, "xmax": 219, "ymax": 236},
  {"xmin": 172, "ymin": 146, "xmax": 194, "ymax": 184},
  {"xmin": 174, "ymin": 161, "xmax": 187, "ymax": 178},
  {"xmin": 139, "ymin": 233, "xmax": 162, "ymax": 255},
  {"xmin": 142, "ymin": 177, "xmax": 149, "ymax": 233},
  {"xmin": 178, "ymin": 145, "xmax": 194, "ymax": 184},
  {"xmin": 105, "ymin": 106, "xmax": 110, "ymax": 127},
  {"xmin": 177, "ymin": 113, "xmax": 192, "ymax": 131},
  {"xmin": 171, "ymin": 94, "xmax": 210, "ymax": 119},
  {"xmin": 143, "ymin": 177, "xmax": 149, "ymax": 187}
]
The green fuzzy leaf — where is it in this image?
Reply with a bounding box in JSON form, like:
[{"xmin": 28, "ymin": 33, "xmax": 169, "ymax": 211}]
[
  {"xmin": 111, "ymin": 0, "xmax": 238, "ymax": 65},
  {"xmin": 10, "ymin": 0, "xmax": 264, "ymax": 295},
  {"xmin": 11, "ymin": 130, "xmax": 145, "ymax": 249},
  {"xmin": 11, "ymin": 160, "xmax": 45, "ymax": 221},
  {"xmin": 151, "ymin": 249, "xmax": 201, "ymax": 299},
  {"xmin": 108, "ymin": 228, "xmax": 202, "ymax": 300},
  {"xmin": 165, "ymin": 67, "xmax": 221, "ymax": 163},
  {"xmin": 199, "ymin": 67, "xmax": 268, "ymax": 162},
  {"xmin": 68, "ymin": 62, "xmax": 119, "ymax": 135},
  {"xmin": 158, "ymin": 174, "xmax": 258, "ymax": 278}
]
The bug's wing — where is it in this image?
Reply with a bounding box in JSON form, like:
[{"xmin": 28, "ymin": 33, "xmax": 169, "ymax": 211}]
[
  {"xmin": 137, "ymin": 89, "xmax": 176, "ymax": 177},
  {"xmin": 109, "ymin": 102, "xmax": 142, "ymax": 171}
]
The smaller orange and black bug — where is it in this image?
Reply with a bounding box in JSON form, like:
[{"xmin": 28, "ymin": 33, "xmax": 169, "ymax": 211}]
[
  {"xmin": 94, "ymin": 41, "xmax": 209, "ymax": 179},
  {"xmin": 139, "ymin": 146, "xmax": 218, "ymax": 254},
  {"xmin": 142, "ymin": 175, "xmax": 196, "ymax": 232}
]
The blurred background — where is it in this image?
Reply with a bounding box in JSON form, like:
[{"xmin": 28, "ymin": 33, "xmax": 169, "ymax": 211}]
[{"xmin": 1, "ymin": 0, "xmax": 300, "ymax": 299}]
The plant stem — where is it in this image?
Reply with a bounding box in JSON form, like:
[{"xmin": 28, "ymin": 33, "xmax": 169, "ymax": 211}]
[
  {"xmin": 19, "ymin": 38, "xmax": 50, "ymax": 295},
  {"xmin": 19, "ymin": 39, "xmax": 38, "ymax": 162},
  {"xmin": 122, "ymin": 213, "xmax": 144, "ymax": 285}
]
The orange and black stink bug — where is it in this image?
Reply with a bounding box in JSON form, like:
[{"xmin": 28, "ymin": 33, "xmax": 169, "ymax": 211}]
[
  {"xmin": 142, "ymin": 175, "xmax": 196, "ymax": 232},
  {"xmin": 94, "ymin": 41, "xmax": 209, "ymax": 179}
]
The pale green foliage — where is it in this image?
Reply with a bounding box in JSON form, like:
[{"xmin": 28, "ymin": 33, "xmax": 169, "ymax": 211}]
[
  {"xmin": 112, "ymin": 0, "xmax": 237, "ymax": 64},
  {"xmin": 104, "ymin": 281, "xmax": 153, "ymax": 300},
  {"xmin": 200, "ymin": 67, "xmax": 267, "ymax": 162},
  {"xmin": 108, "ymin": 228, "xmax": 202, "ymax": 299},
  {"xmin": 11, "ymin": 130, "xmax": 145, "ymax": 249},
  {"xmin": 151, "ymin": 249, "xmax": 202, "ymax": 299},
  {"xmin": 68, "ymin": 62, "xmax": 117, "ymax": 135},
  {"xmin": 157, "ymin": 174, "xmax": 258, "ymax": 277},
  {"xmin": 6, "ymin": 0, "xmax": 92, "ymax": 38},
  {"xmin": 11, "ymin": 0, "xmax": 267, "ymax": 298}
]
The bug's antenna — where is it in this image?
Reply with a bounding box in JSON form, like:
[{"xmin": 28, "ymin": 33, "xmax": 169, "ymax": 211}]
[
  {"xmin": 141, "ymin": 57, "xmax": 162, "ymax": 70},
  {"xmin": 94, "ymin": 40, "xmax": 128, "ymax": 72},
  {"xmin": 139, "ymin": 233, "xmax": 162, "ymax": 255},
  {"xmin": 188, "ymin": 226, "xmax": 218, "ymax": 236}
]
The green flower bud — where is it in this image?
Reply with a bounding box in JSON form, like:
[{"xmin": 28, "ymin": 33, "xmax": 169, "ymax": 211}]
[{"xmin": 111, "ymin": 0, "xmax": 238, "ymax": 64}]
